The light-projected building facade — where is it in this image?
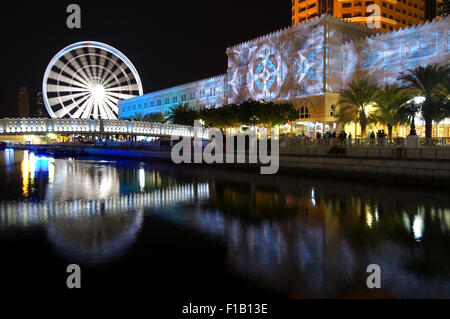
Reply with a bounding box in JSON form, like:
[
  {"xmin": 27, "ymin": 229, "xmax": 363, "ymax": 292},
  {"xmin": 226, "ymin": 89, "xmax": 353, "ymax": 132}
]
[
  {"xmin": 119, "ymin": 75, "xmax": 227, "ymax": 118},
  {"xmin": 119, "ymin": 15, "xmax": 449, "ymax": 137}
]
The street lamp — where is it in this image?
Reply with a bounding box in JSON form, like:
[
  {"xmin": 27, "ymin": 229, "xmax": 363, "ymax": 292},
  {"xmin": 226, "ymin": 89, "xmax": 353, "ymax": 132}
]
[{"xmin": 406, "ymin": 96, "xmax": 425, "ymax": 136}]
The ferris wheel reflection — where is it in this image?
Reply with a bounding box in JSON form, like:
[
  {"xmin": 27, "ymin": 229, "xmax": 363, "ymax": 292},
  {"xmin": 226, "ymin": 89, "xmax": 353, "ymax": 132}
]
[{"xmin": 1, "ymin": 152, "xmax": 210, "ymax": 265}]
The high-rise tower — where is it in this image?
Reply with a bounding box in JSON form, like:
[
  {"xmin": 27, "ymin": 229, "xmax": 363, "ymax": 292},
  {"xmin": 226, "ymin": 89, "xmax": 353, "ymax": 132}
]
[
  {"xmin": 34, "ymin": 91, "xmax": 46, "ymax": 118},
  {"xmin": 18, "ymin": 86, "xmax": 30, "ymax": 118},
  {"xmin": 440, "ymin": 0, "xmax": 450, "ymax": 17},
  {"xmin": 292, "ymin": 0, "xmax": 442, "ymax": 32}
]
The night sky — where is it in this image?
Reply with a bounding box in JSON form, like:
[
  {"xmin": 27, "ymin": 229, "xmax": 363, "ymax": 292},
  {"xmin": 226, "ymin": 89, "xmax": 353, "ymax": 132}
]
[{"xmin": 0, "ymin": 0, "xmax": 291, "ymax": 117}]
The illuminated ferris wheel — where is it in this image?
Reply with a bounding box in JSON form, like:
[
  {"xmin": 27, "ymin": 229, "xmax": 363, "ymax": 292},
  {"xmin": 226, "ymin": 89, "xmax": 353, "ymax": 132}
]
[{"xmin": 42, "ymin": 41, "xmax": 143, "ymax": 119}]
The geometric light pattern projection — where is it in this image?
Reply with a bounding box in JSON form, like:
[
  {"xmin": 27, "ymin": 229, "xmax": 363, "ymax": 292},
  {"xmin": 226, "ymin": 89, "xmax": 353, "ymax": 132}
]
[
  {"xmin": 248, "ymin": 43, "xmax": 286, "ymax": 100},
  {"xmin": 226, "ymin": 19, "xmax": 326, "ymax": 103},
  {"xmin": 43, "ymin": 41, "xmax": 143, "ymax": 119},
  {"xmin": 341, "ymin": 18, "xmax": 449, "ymax": 89}
]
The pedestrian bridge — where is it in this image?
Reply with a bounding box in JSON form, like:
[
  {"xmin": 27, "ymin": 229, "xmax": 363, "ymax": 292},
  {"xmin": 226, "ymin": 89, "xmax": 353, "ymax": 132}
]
[{"xmin": 0, "ymin": 118, "xmax": 208, "ymax": 138}]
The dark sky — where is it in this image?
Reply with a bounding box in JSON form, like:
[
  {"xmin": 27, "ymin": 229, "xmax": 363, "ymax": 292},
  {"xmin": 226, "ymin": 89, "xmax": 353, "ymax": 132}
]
[{"xmin": 0, "ymin": 0, "xmax": 291, "ymax": 117}]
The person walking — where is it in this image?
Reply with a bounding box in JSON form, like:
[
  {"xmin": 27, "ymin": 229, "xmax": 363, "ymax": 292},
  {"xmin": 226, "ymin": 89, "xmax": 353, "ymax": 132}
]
[{"xmin": 370, "ymin": 131, "xmax": 376, "ymax": 146}]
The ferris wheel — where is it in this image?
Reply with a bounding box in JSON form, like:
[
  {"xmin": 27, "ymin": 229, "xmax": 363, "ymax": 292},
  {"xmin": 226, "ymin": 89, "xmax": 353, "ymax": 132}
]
[{"xmin": 42, "ymin": 41, "xmax": 143, "ymax": 119}]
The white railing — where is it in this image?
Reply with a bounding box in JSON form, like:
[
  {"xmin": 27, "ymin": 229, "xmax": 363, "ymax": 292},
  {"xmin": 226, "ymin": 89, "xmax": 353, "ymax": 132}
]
[
  {"xmin": 281, "ymin": 137, "xmax": 450, "ymax": 148},
  {"xmin": 0, "ymin": 118, "xmax": 207, "ymax": 138}
]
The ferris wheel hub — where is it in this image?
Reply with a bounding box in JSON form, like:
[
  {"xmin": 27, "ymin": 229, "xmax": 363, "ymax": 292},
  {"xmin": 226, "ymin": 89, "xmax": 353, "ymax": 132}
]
[{"xmin": 90, "ymin": 83, "xmax": 105, "ymax": 102}]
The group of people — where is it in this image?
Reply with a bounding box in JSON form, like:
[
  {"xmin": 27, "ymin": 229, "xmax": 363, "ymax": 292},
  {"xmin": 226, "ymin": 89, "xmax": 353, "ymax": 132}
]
[
  {"xmin": 316, "ymin": 131, "xmax": 352, "ymax": 141},
  {"xmin": 312, "ymin": 130, "xmax": 352, "ymax": 146},
  {"xmin": 369, "ymin": 130, "xmax": 387, "ymax": 139},
  {"xmin": 288, "ymin": 128, "xmax": 394, "ymax": 146},
  {"xmin": 369, "ymin": 130, "xmax": 387, "ymax": 146}
]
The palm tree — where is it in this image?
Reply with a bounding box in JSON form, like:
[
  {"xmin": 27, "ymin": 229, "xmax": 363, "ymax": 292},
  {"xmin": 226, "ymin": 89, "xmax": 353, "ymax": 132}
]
[
  {"xmin": 443, "ymin": 91, "xmax": 450, "ymax": 119},
  {"xmin": 336, "ymin": 78, "xmax": 381, "ymax": 137},
  {"xmin": 396, "ymin": 101, "xmax": 421, "ymax": 136},
  {"xmin": 438, "ymin": 84, "xmax": 450, "ymax": 121},
  {"xmin": 132, "ymin": 112, "xmax": 145, "ymax": 122},
  {"xmin": 167, "ymin": 103, "xmax": 198, "ymax": 125},
  {"xmin": 144, "ymin": 112, "xmax": 167, "ymax": 123},
  {"xmin": 397, "ymin": 64, "xmax": 449, "ymax": 140},
  {"xmin": 372, "ymin": 84, "xmax": 411, "ymax": 141}
]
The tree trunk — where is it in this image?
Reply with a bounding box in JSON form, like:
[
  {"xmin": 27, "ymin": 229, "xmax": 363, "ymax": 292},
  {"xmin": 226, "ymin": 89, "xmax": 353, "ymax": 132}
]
[
  {"xmin": 360, "ymin": 113, "xmax": 367, "ymax": 137},
  {"xmin": 360, "ymin": 122, "xmax": 366, "ymax": 137},
  {"xmin": 425, "ymin": 118, "xmax": 433, "ymax": 145},
  {"xmin": 387, "ymin": 124, "xmax": 393, "ymax": 142}
]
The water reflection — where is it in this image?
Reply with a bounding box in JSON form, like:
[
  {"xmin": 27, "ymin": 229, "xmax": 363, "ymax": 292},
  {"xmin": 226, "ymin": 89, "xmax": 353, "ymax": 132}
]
[
  {"xmin": 47, "ymin": 207, "xmax": 144, "ymax": 265},
  {"xmin": 157, "ymin": 171, "xmax": 449, "ymax": 298},
  {"xmin": 0, "ymin": 150, "xmax": 449, "ymax": 298},
  {"xmin": 0, "ymin": 150, "xmax": 210, "ymax": 265},
  {"xmin": 4, "ymin": 148, "xmax": 14, "ymax": 169}
]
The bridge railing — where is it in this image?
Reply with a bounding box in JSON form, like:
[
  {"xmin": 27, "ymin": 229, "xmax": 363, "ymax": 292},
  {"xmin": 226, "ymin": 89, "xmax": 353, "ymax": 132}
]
[
  {"xmin": 0, "ymin": 118, "xmax": 207, "ymax": 138},
  {"xmin": 0, "ymin": 118, "xmax": 100, "ymax": 133}
]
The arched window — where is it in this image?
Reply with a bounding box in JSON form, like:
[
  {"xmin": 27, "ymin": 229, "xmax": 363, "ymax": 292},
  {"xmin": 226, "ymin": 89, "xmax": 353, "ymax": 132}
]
[{"xmin": 300, "ymin": 106, "xmax": 310, "ymax": 119}]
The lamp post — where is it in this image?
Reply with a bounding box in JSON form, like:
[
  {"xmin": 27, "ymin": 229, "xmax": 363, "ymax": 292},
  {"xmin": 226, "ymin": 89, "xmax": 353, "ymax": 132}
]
[
  {"xmin": 405, "ymin": 97, "xmax": 425, "ymax": 148},
  {"xmin": 249, "ymin": 115, "xmax": 260, "ymax": 137}
]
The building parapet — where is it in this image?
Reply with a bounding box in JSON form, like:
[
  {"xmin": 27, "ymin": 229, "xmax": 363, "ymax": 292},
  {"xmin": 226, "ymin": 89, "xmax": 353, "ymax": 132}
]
[
  {"xmin": 343, "ymin": 16, "xmax": 449, "ymax": 46},
  {"xmin": 226, "ymin": 14, "xmax": 378, "ymax": 52}
]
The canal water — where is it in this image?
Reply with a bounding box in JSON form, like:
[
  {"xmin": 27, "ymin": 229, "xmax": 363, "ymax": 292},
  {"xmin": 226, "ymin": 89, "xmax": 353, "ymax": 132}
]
[{"xmin": 0, "ymin": 150, "xmax": 449, "ymax": 299}]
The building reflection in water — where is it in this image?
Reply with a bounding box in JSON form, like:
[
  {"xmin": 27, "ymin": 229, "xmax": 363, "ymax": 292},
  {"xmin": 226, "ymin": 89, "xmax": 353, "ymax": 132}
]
[
  {"xmin": 0, "ymin": 150, "xmax": 448, "ymax": 297},
  {"xmin": 0, "ymin": 152, "xmax": 210, "ymax": 265},
  {"xmin": 169, "ymin": 180, "xmax": 450, "ymax": 298}
]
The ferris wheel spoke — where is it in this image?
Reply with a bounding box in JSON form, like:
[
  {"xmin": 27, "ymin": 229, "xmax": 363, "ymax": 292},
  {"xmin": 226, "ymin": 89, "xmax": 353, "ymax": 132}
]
[
  {"xmin": 102, "ymin": 58, "xmax": 130, "ymax": 86},
  {"xmin": 53, "ymin": 60, "xmax": 91, "ymax": 88},
  {"xmin": 99, "ymin": 56, "xmax": 118, "ymax": 85},
  {"xmin": 72, "ymin": 64, "xmax": 92, "ymax": 86},
  {"xmin": 80, "ymin": 97, "xmax": 95, "ymax": 119},
  {"xmin": 103, "ymin": 96, "xmax": 119, "ymax": 114},
  {"xmin": 99, "ymin": 101, "xmax": 112, "ymax": 119},
  {"xmin": 47, "ymin": 71, "xmax": 86, "ymax": 90},
  {"xmin": 68, "ymin": 51, "xmax": 92, "ymax": 83},
  {"xmin": 92, "ymin": 103, "xmax": 100, "ymax": 119},
  {"xmin": 103, "ymin": 77, "xmax": 133, "ymax": 90},
  {"xmin": 101, "ymin": 66, "xmax": 124, "ymax": 87},
  {"xmin": 105, "ymin": 83, "xmax": 139, "ymax": 92},
  {"xmin": 100, "ymin": 66, "xmax": 118, "ymax": 86},
  {"xmin": 46, "ymin": 83, "xmax": 89, "ymax": 94},
  {"xmin": 77, "ymin": 52, "xmax": 95, "ymax": 80},
  {"xmin": 47, "ymin": 91, "xmax": 90, "ymax": 106},
  {"xmin": 98, "ymin": 101, "xmax": 109, "ymax": 119},
  {"xmin": 99, "ymin": 67, "xmax": 111, "ymax": 85},
  {"xmin": 54, "ymin": 94, "xmax": 91, "ymax": 118},
  {"xmin": 87, "ymin": 48, "xmax": 98, "ymax": 79},
  {"xmin": 103, "ymin": 77, "xmax": 121, "ymax": 90},
  {"xmin": 104, "ymin": 94, "xmax": 120, "ymax": 106},
  {"xmin": 103, "ymin": 79, "xmax": 119, "ymax": 90},
  {"xmin": 73, "ymin": 96, "xmax": 91, "ymax": 118},
  {"xmin": 67, "ymin": 69, "xmax": 91, "ymax": 89},
  {"xmin": 102, "ymin": 100, "xmax": 117, "ymax": 119},
  {"xmin": 106, "ymin": 92, "xmax": 139, "ymax": 100},
  {"xmin": 98, "ymin": 53, "xmax": 108, "ymax": 83}
]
